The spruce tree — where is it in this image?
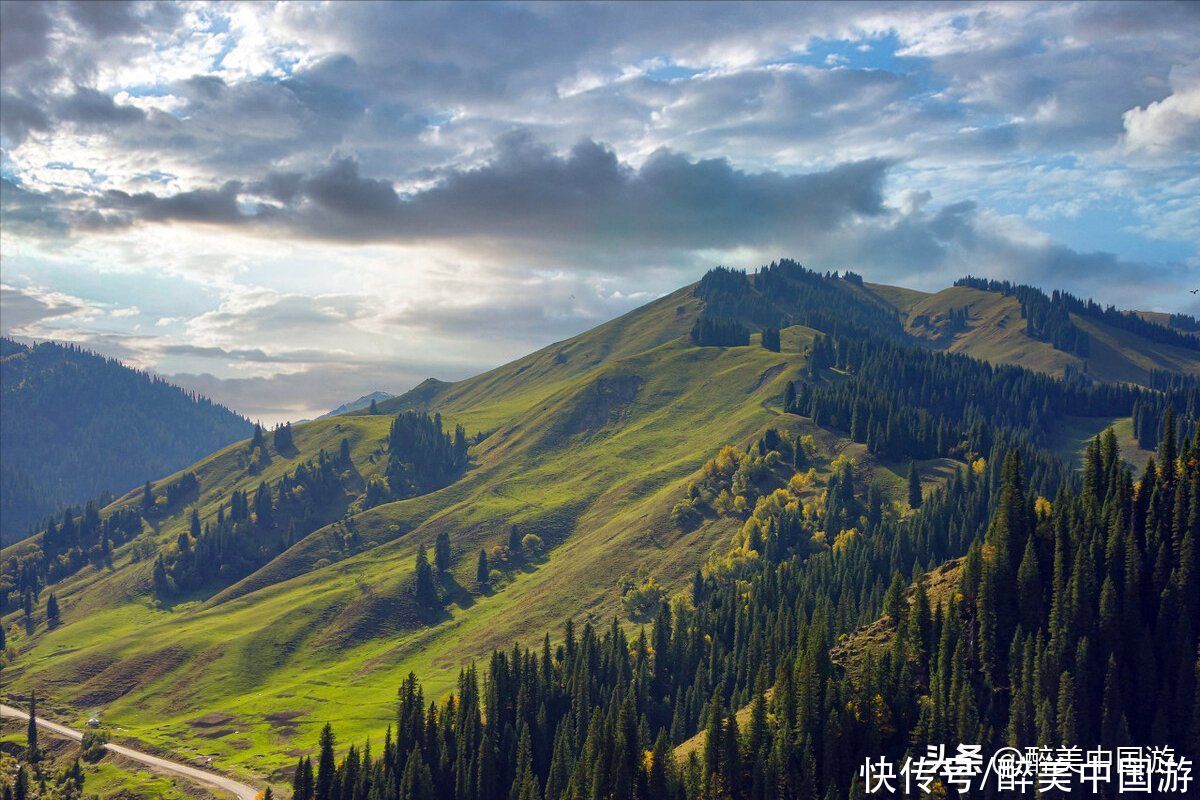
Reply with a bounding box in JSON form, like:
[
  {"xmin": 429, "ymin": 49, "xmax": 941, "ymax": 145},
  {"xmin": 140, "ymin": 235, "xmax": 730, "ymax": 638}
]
[
  {"xmin": 414, "ymin": 544, "xmax": 438, "ymax": 605},
  {"xmin": 1016, "ymin": 535, "xmax": 1042, "ymax": 632},
  {"xmin": 435, "ymin": 532, "xmax": 452, "ymax": 573},
  {"xmin": 45, "ymin": 593, "xmax": 59, "ymax": 625},
  {"xmin": 26, "ymin": 691, "xmax": 38, "ymax": 763},
  {"xmin": 907, "ymin": 462, "xmax": 922, "ymax": 509},
  {"xmin": 315, "ymin": 723, "xmax": 335, "ymax": 800}
]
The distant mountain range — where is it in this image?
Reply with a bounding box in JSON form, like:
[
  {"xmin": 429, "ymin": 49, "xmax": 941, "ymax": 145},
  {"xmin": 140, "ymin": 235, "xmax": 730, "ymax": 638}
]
[
  {"xmin": 317, "ymin": 390, "xmax": 395, "ymax": 419},
  {"xmin": 0, "ymin": 337, "xmax": 252, "ymax": 542}
]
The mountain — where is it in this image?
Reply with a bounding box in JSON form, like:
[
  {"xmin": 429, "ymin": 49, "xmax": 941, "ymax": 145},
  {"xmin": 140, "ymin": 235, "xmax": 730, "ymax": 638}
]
[
  {"xmin": 0, "ymin": 337, "xmax": 253, "ymax": 543},
  {"xmin": 860, "ymin": 279, "xmax": 1200, "ymax": 385},
  {"xmin": 317, "ymin": 390, "xmax": 395, "ymax": 419},
  {"xmin": 1, "ymin": 264, "xmax": 1195, "ymax": 794}
]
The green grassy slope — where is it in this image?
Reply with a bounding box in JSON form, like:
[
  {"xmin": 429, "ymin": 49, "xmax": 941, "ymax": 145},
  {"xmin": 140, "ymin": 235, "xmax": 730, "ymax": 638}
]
[
  {"xmin": 869, "ymin": 285, "xmax": 1200, "ymax": 385},
  {"xmin": 1, "ymin": 291, "xmax": 843, "ymax": 783},
  {"xmin": 2, "ymin": 274, "xmax": 1190, "ymax": 790}
]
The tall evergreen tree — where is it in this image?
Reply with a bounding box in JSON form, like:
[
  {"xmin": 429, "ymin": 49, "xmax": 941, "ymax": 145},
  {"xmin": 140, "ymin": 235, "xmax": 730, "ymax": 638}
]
[
  {"xmin": 414, "ymin": 544, "xmax": 439, "ymax": 605},
  {"xmin": 435, "ymin": 532, "xmax": 452, "ymax": 573},
  {"xmin": 25, "ymin": 691, "xmax": 38, "ymax": 764},
  {"xmin": 315, "ymin": 723, "xmax": 335, "ymax": 800},
  {"xmin": 476, "ymin": 549, "xmax": 490, "ymax": 586},
  {"xmin": 907, "ymin": 462, "xmax": 922, "ymax": 509}
]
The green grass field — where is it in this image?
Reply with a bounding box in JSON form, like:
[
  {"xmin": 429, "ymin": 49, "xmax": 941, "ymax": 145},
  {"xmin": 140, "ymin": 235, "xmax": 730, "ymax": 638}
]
[
  {"xmin": 1, "ymin": 719, "xmax": 217, "ymax": 800},
  {"xmin": 2, "ymin": 290, "xmax": 828, "ymax": 785},
  {"xmin": 3, "ymin": 278, "xmax": 1188, "ymax": 793}
]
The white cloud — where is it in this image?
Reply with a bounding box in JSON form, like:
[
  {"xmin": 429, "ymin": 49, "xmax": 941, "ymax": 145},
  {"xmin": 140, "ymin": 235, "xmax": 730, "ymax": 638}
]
[{"xmin": 1122, "ymin": 61, "xmax": 1200, "ymax": 156}]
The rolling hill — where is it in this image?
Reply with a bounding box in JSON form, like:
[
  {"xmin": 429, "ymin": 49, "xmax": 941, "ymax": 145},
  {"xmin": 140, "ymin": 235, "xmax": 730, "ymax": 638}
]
[
  {"xmin": 860, "ymin": 281, "xmax": 1200, "ymax": 385},
  {"xmin": 0, "ymin": 338, "xmax": 252, "ymax": 544},
  {"xmin": 1, "ymin": 264, "xmax": 1194, "ymax": 790}
]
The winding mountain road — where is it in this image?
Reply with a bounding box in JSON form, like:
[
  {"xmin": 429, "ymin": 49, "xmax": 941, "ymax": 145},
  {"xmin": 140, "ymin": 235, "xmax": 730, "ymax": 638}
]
[{"xmin": 0, "ymin": 704, "xmax": 259, "ymax": 800}]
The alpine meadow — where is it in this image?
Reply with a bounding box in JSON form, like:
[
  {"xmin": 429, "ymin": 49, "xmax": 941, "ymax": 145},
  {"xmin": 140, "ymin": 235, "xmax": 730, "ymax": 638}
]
[{"xmin": 2, "ymin": 3, "xmax": 1199, "ymax": 800}]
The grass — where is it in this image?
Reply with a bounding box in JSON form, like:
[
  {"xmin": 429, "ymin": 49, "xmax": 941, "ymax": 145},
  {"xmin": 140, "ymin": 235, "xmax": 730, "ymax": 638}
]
[
  {"xmin": 2, "ymin": 290, "xmax": 820, "ymax": 785},
  {"xmin": 1045, "ymin": 415, "xmax": 1156, "ymax": 472},
  {"xmin": 869, "ymin": 284, "xmax": 1200, "ymax": 387},
  {"xmin": 3, "ymin": 278, "xmax": 1178, "ymax": 792},
  {"xmin": 0, "ymin": 720, "xmax": 218, "ymax": 800}
]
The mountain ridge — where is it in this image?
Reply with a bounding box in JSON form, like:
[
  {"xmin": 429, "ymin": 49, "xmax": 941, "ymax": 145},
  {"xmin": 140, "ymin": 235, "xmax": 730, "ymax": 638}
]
[
  {"xmin": 1, "ymin": 265, "xmax": 1195, "ymax": 786},
  {"xmin": 0, "ymin": 337, "xmax": 252, "ymax": 543}
]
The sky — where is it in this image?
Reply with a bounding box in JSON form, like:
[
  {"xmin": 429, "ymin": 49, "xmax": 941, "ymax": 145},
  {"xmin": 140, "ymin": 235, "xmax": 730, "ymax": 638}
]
[{"xmin": 1, "ymin": 1, "xmax": 1198, "ymax": 423}]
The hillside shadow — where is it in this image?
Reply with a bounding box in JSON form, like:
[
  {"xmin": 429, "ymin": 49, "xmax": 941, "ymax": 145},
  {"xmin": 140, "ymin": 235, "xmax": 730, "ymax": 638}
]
[{"xmin": 439, "ymin": 573, "xmax": 476, "ymax": 610}]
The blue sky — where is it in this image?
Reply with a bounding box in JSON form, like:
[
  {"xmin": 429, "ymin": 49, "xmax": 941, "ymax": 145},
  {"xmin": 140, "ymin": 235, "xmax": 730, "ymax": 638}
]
[{"xmin": 1, "ymin": 1, "xmax": 1198, "ymax": 421}]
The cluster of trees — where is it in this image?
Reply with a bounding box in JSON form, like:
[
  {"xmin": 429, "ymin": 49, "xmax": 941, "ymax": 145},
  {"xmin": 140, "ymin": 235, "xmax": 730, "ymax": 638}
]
[
  {"xmin": 0, "ymin": 693, "xmax": 88, "ymax": 800},
  {"xmin": 0, "ymin": 337, "xmax": 251, "ymax": 539},
  {"xmin": 957, "ymin": 275, "xmax": 1200, "ymax": 354},
  {"xmin": 287, "ymin": 405, "xmax": 1197, "ymax": 800},
  {"xmin": 788, "ymin": 332, "xmax": 1136, "ymax": 461},
  {"xmin": 274, "ymin": 422, "xmax": 296, "ymax": 452},
  {"xmin": 0, "ymin": 502, "xmax": 142, "ymax": 621},
  {"xmin": 1132, "ymin": 374, "xmax": 1198, "ymax": 451},
  {"xmin": 694, "ymin": 262, "xmax": 903, "ymax": 343},
  {"xmin": 911, "ymin": 306, "xmax": 969, "ymax": 341},
  {"xmin": 387, "ymin": 412, "xmax": 469, "ymax": 498},
  {"xmin": 689, "ymin": 317, "xmax": 750, "ymax": 348},
  {"xmin": 1168, "ymin": 313, "xmax": 1200, "ymax": 333},
  {"xmin": 954, "ymin": 277, "xmax": 1090, "ymax": 356},
  {"xmin": 155, "ymin": 448, "xmax": 350, "ymax": 595}
]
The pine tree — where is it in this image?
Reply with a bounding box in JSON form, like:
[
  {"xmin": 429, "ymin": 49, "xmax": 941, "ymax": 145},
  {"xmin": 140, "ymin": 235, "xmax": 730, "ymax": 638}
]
[
  {"xmin": 26, "ymin": 691, "xmax": 39, "ymax": 763},
  {"xmin": 315, "ymin": 723, "xmax": 335, "ymax": 800},
  {"xmin": 907, "ymin": 462, "xmax": 922, "ymax": 509},
  {"xmin": 45, "ymin": 593, "xmax": 59, "ymax": 625},
  {"xmin": 1016, "ymin": 535, "xmax": 1042, "ymax": 633},
  {"xmin": 435, "ymin": 532, "xmax": 452, "ymax": 573},
  {"xmin": 292, "ymin": 756, "xmax": 311, "ymax": 800},
  {"xmin": 251, "ymin": 423, "xmax": 266, "ymax": 451},
  {"xmin": 415, "ymin": 544, "xmax": 438, "ymax": 605},
  {"xmin": 1160, "ymin": 406, "xmax": 1178, "ymax": 485},
  {"xmin": 703, "ymin": 692, "xmax": 723, "ymax": 785},
  {"xmin": 793, "ymin": 435, "xmax": 807, "ymax": 470},
  {"xmin": 761, "ymin": 327, "xmax": 781, "ymax": 352},
  {"xmin": 507, "ymin": 525, "xmax": 522, "ymax": 558}
]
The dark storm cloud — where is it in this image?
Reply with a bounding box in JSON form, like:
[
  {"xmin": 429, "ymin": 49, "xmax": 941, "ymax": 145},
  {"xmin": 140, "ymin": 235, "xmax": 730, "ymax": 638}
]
[
  {"xmin": 54, "ymin": 86, "xmax": 146, "ymax": 126},
  {"xmin": 98, "ymin": 181, "xmax": 247, "ymax": 225},
  {"xmin": 0, "ymin": 177, "xmax": 73, "ymax": 236},
  {"xmin": 0, "ymin": 2, "xmax": 52, "ymax": 71},
  {"xmin": 62, "ymin": 0, "xmax": 183, "ymax": 39},
  {"xmin": 0, "ymin": 91, "xmax": 51, "ymax": 144},
  {"xmin": 78, "ymin": 134, "xmax": 890, "ymax": 254}
]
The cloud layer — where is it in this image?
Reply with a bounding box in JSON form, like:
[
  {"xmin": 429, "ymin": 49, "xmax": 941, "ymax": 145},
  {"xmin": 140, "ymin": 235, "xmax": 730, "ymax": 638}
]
[{"xmin": 2, "ymin": 1, "xmax": 1197, "ymax": 421}]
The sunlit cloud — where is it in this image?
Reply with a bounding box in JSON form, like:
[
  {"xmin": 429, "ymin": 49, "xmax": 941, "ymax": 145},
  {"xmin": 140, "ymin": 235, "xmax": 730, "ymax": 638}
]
[{"xmin": 2, "ymin": 0, "xmax": 1197, "ymax": 422}]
